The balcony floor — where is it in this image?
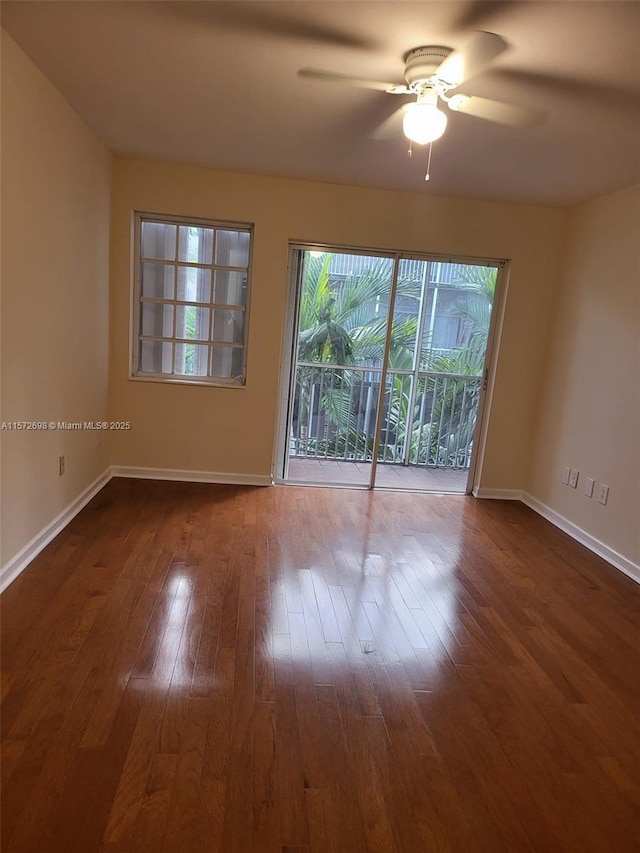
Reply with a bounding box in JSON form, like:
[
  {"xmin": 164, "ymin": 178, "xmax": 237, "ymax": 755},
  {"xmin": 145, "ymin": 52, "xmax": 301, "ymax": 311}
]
[{"xmin": 286, "ymin": 457, "xmax": 469, "ymax": 492}]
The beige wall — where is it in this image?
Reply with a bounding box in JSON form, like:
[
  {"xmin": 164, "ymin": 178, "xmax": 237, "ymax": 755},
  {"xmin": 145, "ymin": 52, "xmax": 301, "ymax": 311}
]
[
  {"xmin": 110, "ymin": 156, "xmax": 567, "ymax": 489},
  {"xmin": 528, "ymin": 184, "xmax": 640, "ymax": 566},
  {"xmin": 2, "ymin": 33, "xmax": 635, "ymax": 581},
  {"xmin": 1, "ymin": 32, "xmax": 112, "ymax": 565}
]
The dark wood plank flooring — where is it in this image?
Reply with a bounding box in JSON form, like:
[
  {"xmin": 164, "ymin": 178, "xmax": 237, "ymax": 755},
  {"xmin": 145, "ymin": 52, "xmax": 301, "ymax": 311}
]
[{"xmin": 2, "ymin": 478, "xmax": 639, "ymax": 852}]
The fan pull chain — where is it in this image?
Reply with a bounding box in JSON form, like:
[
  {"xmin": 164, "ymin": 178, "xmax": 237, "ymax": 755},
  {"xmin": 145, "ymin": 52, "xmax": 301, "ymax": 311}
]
[
  {"xmin": 407, "ymin": 140, "xmax": 413, "ymax": 159},
  {"xmin": 425, "ymin": 141, "xmax": 433, "ymax": 181}
]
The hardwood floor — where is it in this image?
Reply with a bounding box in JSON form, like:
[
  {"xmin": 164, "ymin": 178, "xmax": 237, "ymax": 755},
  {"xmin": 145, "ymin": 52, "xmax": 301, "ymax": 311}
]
[{"xmin": 2, "ymin": 478, "xmax": 639, "ymax": 852}]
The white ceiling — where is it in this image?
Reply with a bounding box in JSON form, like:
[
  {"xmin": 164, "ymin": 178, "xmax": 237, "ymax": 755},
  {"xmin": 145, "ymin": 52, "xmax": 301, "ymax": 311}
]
[{"xmin": 3, "ymin": 1, "xmax": 640, "ymax": 206}]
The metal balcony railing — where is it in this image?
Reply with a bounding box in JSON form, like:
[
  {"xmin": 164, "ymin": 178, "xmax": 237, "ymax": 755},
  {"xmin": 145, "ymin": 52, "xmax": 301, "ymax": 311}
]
[{"xmin": 290, "ymin": 363, "xmax": 481, "ymax": 469}]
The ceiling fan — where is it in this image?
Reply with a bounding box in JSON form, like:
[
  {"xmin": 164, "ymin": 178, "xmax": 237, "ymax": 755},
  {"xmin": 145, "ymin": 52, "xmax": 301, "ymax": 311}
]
[{"xmin": 299, "ymin": 31, "xmax": 538, "ymax": 146}]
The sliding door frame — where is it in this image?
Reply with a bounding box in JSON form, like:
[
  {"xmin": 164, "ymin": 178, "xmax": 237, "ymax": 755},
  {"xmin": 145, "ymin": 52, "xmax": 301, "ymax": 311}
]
[
  {"xmin": 273, "ymin": 240, "xmax": 509, "ymax": 494},
  {"xmin": 466, "ymin": 260, "xmax": 510, "ymax": 496}
]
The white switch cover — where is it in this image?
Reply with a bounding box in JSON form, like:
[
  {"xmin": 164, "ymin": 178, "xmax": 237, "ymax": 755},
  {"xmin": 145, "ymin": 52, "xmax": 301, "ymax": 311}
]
[
  {"xmin": 561, "ymin": 466, "xmax": 570, "ymax": 485},
  {"xmin": 598, "ymin": 484, "xmax": 610, "ymax": 505},
  {"xmin": 584, "ymin": 477, "xmax": 595, "ymax": 498},
  {"xmin": 569, "ymin": 468, "xmax": 579, "ymax": 489}
]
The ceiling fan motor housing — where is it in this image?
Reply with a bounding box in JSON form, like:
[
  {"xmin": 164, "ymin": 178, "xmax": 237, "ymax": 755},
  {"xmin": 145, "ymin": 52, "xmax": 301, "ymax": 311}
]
[{"xmin": 404, "ymin": 46, "xmax": 452, "ymax": 89}]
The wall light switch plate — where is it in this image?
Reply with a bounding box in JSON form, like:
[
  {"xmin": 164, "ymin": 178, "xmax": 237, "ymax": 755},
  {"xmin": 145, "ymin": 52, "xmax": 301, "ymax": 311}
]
[
  {"xmin": 584, "ymin": 477, "xmax": 595, "ymax": 498},
  {"xmin": 598, "ymin": 484, "xmax": 610, "ymax": 505},
  {"xmin": 568, "ymin": 468, "xmax": 579, "ymax": 489},
  {"xmin": 561, "ymin": 466, "xmax": 570, "ymax": 485}
]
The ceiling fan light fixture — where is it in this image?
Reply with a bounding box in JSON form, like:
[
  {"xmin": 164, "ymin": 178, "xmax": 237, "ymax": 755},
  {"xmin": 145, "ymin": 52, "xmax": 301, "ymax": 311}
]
[{"xmin": 402, "ymin": 102, "xmax": 448, "ymax": 144}]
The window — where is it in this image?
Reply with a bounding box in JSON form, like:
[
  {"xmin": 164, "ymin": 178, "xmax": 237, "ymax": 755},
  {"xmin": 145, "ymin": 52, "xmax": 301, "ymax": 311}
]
[{"xmin": 132, "ymin": 213, "xmax": 252, "ymax": 385}]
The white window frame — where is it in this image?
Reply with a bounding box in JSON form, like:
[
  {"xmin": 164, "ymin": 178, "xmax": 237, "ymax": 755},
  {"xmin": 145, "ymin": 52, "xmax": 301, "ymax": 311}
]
[{"xmin": 130, "ymin": 211, "xmax": 253, "ymax": 387}]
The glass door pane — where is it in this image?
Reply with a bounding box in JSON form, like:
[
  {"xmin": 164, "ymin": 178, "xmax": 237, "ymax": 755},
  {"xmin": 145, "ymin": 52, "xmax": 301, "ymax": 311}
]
[
  {"xmin": 285, "ymin": 249, "xmax": 394, "ymax": 488},
  {"xmin": 375, "ymin": 259, "xmax": 497, "ymax": 493}
]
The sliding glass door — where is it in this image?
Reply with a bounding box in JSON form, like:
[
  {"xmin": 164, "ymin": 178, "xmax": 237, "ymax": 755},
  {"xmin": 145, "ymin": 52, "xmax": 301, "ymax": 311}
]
[
  {"xmin": 278, "ymin": 246, "xmax": 500, "ymax": 492},
  {"xmin": 374, "ymin": 258, "xmax": 497, "ymax": 491},
  {"xmin": 284, "ymin": 249, "xmax": 395, "ymax": 487}
]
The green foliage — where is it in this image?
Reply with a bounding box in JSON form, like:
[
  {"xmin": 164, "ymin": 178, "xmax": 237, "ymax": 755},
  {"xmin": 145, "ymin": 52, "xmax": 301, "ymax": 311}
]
[
  {"xmin": 183, "ymin": 305, "xmax": 197, "ymax": 373},
  {"xmin": 450, "ymin": 265, "xmax": 496, "ymax": 371},
  {"xmin": 293, "ymin": 254, "xmax": 495, "ymax": 470},
  {"xmin": 298, "ymin": 254, "xmax": 420, "ymax": 367}
]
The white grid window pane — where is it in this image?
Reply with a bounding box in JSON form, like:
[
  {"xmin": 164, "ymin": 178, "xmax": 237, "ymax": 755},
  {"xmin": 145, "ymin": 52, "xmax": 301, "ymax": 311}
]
[
  {"xmin": 174, "ymin": 343, "xmax": 209, "ymax": 376},
  {"xmin": 176, "ymin": 306, "xmax": 210, "ymax": 341},
  {"xmin": 216, "ymin": 230, "xmax": 250, "ymax": 267},
  {"xmin": 141, "ymin": 303, "xmax": 173, "ymax": 337},
  {"xmin": 134, "ymin": 215, "xmax": 251, "ymax": 385},
  {"xmin": 141, "ymin": 222, "xmax": 176, "ymax": 260},
  {"xmin": 211, "ymin": 346, "xmax": 244, "ymax": 380},
  {"xmin": 177, "ymin": 267, "xmax": 211, "ymax": 303},
  {"xmin": 213, "ymin": 271, "xmax": 247, "ymax": 306},
  {"xmin": 178, "ymin": 226, "xmax": 214, "ymax": 264},
  {"xmin": 141, "ymin": 263, "xmax": 174, "ymax": 299},
  {"xmin": 140, "ymin": 340, "xmax": 173, "ymax": 373},
  {"xmin": 212, "ymin": 309, "xmax": 245, "ymax": 344}
]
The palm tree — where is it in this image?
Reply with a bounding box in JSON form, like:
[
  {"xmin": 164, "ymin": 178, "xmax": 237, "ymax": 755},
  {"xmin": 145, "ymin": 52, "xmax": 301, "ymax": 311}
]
[
  {"xmin": 294, "ymin": 253, "xmax": 421, "ymax": 456},
  {"xmin": 451, "ymin": 265, "xmax": 496, "ymax": 364},
  {"xmin": 297, "ymin": 253, "xmax": 420, "ymax": 366},
  {"xmin": 413, "ymin": 264, "xmax": 496, "ymax": 465},
  {"xmin": 294, "ymin": 256, "xmax": 496, "ymax": 467}
]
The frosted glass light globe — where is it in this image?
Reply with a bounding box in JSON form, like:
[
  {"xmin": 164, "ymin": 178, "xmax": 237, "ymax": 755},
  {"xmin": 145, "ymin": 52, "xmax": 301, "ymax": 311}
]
[{"xmin": 403, "ymin": 103, "xmax": 448, "ymax": 144}]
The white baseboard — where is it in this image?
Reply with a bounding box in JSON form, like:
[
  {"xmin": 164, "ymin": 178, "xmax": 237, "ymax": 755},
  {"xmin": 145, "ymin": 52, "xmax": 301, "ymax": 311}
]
[
  {"xmin": 0, "ymin": 468, "xmax": 113, "ymax": 594},
  {"xmin": 521, "ymin": 492, "xmax": 640, "ymax": 585},
  {"xmin": 1, "ymin": 465, "xmax": 272, "ymax": 593},
  {"xmin": 110, "ymin": 465, "xmax": 273, "ymax": 487},
  {"xmin": 473, "ymin": 488, "xmax": 523, "ymax": 500},
  {"xmin": 4, "ymin": 470, "xmax": 635, "ymax": 595}
]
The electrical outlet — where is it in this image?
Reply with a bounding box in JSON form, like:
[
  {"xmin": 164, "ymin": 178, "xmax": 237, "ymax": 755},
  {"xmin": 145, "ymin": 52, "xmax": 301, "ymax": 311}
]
[
  {"xmin": 561, "ymin": 466, "xmax": 571, "ymax": 485},
  {"xmin": 584, "ymin": 477, "xmax": 595, "ymax": 498},
  {"xmin": 58, "ymin": 455, "xmax": 65, "ymax": 476},
  {"xmin": 568, "ymin": 468, "xmax": 579, "ymax": 489},
  {"xmin": 598, "ymin": 484, "xmax": 610, "ymax": 505}
]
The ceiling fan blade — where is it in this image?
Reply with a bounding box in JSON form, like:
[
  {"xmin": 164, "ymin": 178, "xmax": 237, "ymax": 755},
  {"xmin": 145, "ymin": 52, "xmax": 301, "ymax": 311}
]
[
  {"xmin": 435, "ymin": 31, "xmax": 507, "ymax": 87},
  {"xmin": 448, "ymin": 94, "xmax": 542, "ymax": 126},
  {"xmin": 491, "ymin": 68, "xmax": 640, "ymax": 111},
  {"xmin": 155, "ymin": 4, "xmax": 374, "ymax": 50},
  {"xmin": 298, "ymin": 68, "xmax": 409, "ymax": 94},
  {"xmin": 369, "ymin": 105, "xmax": 411, "ymax": 140}
]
